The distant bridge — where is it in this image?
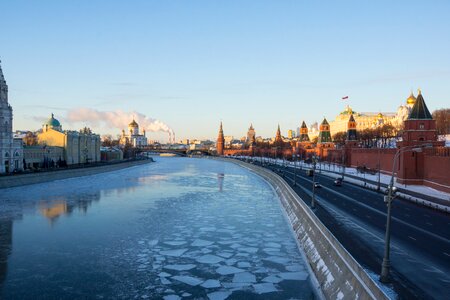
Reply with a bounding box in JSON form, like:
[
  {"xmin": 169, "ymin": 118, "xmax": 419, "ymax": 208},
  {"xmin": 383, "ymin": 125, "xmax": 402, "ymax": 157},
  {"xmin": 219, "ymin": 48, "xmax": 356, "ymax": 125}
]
[{"xmin": 136, "ymin": 148, "xmax": 213, "ymax": 157}]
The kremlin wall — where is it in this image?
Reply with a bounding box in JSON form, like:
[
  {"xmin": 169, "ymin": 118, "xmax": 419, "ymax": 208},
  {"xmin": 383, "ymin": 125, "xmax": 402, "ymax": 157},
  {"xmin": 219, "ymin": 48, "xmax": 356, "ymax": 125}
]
[{"xmin": 216, "ymin": 91, "xmax": 450, "ymax": 193}]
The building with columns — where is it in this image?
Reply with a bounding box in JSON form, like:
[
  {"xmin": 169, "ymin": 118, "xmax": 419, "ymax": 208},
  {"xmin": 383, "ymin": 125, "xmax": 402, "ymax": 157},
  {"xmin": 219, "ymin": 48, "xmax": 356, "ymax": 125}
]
[
  {"xmin": 119, "ymin": 119, "xmax": 148, "ymax": 147},
  {"xmin": 0, "ymin": 61, "xmax": 23, "ymax": 173}
]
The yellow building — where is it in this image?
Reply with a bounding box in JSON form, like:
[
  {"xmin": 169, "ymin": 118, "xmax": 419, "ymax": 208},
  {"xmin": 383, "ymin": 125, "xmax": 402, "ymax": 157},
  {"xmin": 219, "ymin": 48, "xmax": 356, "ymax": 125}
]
[
  {"xmin": 329, "ymin": 92, "xmax": 417, "ymax": 136},
  {"xmin": 38, "ymin": 114, "xmax": 101, "ymax": 165}
]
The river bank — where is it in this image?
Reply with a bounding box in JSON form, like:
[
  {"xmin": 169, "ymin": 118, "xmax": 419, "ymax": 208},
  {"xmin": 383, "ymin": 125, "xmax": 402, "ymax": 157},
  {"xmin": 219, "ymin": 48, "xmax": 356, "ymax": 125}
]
[{"xmin": 0, "ymin": 159, "xmax": 153, "ymax": 189}]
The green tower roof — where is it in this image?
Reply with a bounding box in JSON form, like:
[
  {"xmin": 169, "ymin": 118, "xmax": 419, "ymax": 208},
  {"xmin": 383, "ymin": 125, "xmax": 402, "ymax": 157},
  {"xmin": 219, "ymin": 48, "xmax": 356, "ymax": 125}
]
[{"xmin": 408, "ymin": 91, "xmax": 433, "ymax": 120}]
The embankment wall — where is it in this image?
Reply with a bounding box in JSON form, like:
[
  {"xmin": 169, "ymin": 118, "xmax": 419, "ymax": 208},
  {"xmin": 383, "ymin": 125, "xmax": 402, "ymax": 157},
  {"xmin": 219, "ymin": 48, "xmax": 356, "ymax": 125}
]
[
  {"xmin": 229, "ymin": 159, "xmax": 389, "ymax": 300},
  {"xmin": 0, "ymin": 160, "xmax": 152, "ymax": 189}
]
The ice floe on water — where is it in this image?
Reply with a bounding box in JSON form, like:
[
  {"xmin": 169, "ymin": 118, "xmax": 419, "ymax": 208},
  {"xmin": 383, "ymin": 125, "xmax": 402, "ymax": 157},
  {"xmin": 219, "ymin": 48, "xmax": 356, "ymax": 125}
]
[
  {"xmin": 159, "ymin": 248, "xmax": 188, "ymax": 257},
  {"xmin": 163, "ymin": 264, "xmax": 196, "ymax": 271},
  {"xmin": 196, "ymin": 254, "xmax": 224, "ymax": 264},
  {"xmin": 216, "ymin": 266, "xmax": 245, "ymax": 275},
  {"xmin": 0, "ymin": 158, "xmax": 315, "ymax": 299},
  {"xmin": 172, "ymin": 276, "xmax": 204, "ymax": 286}
]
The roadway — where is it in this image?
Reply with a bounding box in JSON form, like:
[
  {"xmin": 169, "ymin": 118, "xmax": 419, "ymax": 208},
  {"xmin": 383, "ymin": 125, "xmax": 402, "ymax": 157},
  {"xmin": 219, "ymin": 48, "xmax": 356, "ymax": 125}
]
[{"xmin": 240, "ymin": 158, "xmax": 450, "ymax": 300}]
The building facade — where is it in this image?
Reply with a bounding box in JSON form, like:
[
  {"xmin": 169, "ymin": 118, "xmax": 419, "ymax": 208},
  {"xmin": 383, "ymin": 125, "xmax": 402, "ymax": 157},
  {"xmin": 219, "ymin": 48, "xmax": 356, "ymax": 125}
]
[
  {"xmin": 38, "ymin": 114, "xmax": 101, "ymax": 165},
  {"xmin": 119, "ymin": 119, "xmax": 148, "ymax": 147},
  {"xmin": 23, "ymin": 145, "xmax": 65, "ymax": 169},
  {"xmin": 0, "ymin": 61, "xmax": 23, "ymax": 173},
  {"xmin": 328, "ymin": 92, "xmax": 417, "ymax": 136}
]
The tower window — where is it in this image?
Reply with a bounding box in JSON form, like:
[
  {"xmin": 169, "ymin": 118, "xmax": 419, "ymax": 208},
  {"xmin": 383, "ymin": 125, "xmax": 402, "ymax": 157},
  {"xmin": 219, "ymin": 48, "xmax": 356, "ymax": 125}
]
[{"xmin": 419, "ymin": 123, "xmax": 424, "ymax": 129}]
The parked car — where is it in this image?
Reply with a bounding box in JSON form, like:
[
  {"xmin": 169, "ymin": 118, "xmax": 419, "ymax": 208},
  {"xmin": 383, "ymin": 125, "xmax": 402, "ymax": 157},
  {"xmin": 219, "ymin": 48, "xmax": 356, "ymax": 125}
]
[
  {"xmin": 334, "ymin": 178, "xmax": 343, "ymax": 186},
  {"xmin": 313, "ymin": 182, "xmax": 322, "ymax": 188}
]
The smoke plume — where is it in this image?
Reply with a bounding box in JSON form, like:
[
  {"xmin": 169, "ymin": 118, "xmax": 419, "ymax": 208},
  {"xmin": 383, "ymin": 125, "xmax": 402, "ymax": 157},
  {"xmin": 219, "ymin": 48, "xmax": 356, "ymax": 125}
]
[{"xmin": 66, "ymin": 108, "xmax": 175, "ymax": 143}]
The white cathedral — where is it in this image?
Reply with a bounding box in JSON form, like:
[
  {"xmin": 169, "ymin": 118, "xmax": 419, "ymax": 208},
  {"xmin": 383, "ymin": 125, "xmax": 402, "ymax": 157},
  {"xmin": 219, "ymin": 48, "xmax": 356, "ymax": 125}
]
[
  {"xmin": 119, "ymin": 119, "xmax": 148, "ymax": 147},
  {"xmin": 0, "ymin": 61, "xmax": 23, "ymax": 173}
]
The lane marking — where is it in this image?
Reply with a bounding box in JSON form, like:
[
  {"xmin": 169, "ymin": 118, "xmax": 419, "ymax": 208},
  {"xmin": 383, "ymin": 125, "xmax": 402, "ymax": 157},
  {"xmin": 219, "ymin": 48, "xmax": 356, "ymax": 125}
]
[
  {"xmin": 444, "ymin": 253, "xmax": 450, "ymax": 257},
  {"xmin": 295, "ymin": 174, "xmax": 450, "ymax": 244},
  {"xmin": 268, "ymin": 164, "xmax": 449, "ymax": 244},
  {"xmin": 408, "ymin": 236, "xmax": 417, "ymax": 241},
  {"xmin": 426, "ymin": 222, "xmax": 432, "ymax": 226}
]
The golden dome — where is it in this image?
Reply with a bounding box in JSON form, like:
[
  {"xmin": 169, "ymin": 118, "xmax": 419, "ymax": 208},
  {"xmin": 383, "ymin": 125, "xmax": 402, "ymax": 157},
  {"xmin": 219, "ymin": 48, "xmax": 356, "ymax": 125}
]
[
  {"xmin": 377, "ymin": 112, "xmax": 383, "ymax": 118},
  {"xmin": 129, "ymin": 119, "xmax": 139, "ymax": 127},
  {"xmin": 407, "ymin": 91, "xmax": 416, "ymax": 105}
]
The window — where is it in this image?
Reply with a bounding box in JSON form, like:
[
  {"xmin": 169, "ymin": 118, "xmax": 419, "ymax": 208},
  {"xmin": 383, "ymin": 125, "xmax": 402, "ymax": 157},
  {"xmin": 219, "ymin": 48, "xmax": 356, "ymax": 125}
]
[{"xmin": 419, "ymin": 123, "xmax": 425, "ymax": 129}]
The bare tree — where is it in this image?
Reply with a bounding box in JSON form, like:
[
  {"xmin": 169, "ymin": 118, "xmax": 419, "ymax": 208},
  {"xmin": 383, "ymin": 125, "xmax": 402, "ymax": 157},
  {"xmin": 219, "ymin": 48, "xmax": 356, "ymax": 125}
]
[
  {"xmin": 432, "ymin": 108, "xmax": 450, "ymax": 135},
  {"xmin": 332, "ymin": 131, "xmax": 346, "ymax": 146}
]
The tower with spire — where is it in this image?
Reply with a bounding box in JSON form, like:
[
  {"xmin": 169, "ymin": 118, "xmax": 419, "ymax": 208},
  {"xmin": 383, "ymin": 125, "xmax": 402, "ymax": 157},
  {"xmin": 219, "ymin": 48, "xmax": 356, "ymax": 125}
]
[
  {"xmin": 246, "ymin": 123, "xmax": 256, "ymax": 145},
  {"xmin": 346, "ymin": 114, "xmax": 357, "ymax": 141},
  {"xmin": 0, "ymin": 60, "xmax": 23, "ymax": 173},
  {"xmin": 400, "ymin": 90, "xmax": 443, "ymax": 148},
  {"xmin": 317, "ymin": 118, "xmax": 333, "ymax": 145},
  {"xmin": 274, "ymin": 124, "xmax": 283, "ymax": 144},
  {"xmin": 299, "ymin": 121, "xmax": 310, "ymax": 142},
  {"xmin": 216, "ymin": 122, "xmax": 225, "ymax": 155}
]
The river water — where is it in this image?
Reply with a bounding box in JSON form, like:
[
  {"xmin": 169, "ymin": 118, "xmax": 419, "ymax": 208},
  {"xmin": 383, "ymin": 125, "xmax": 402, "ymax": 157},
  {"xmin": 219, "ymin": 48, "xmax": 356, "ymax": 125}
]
[{"xmin": 0, "ymin": 157, "xmax": 315, "ymax": 299}]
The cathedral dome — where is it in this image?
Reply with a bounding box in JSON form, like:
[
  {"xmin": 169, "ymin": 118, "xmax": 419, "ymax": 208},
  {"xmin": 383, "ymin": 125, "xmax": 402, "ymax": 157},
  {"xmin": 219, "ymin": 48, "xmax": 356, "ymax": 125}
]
[
  {"xmin": 45, "ymin": 113, "xmax": 61, "ymax": 128},
  {"xmin": 129, "ymin": 119, "xmax": 139, "ymax": 128},
  {"xmin": 377, "ymin": 112, "xmax": 383, "ymax": 118},
  {"xmin": 406, "ymin": 92, "xmax": 416, "ymax": 105}
]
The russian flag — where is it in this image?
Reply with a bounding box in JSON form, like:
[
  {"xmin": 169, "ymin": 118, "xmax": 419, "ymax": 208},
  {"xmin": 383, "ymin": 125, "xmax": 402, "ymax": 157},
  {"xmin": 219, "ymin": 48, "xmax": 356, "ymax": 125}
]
[{"xmin": 342, "ymin": 96, "xmax": 349, "ymax": 100}]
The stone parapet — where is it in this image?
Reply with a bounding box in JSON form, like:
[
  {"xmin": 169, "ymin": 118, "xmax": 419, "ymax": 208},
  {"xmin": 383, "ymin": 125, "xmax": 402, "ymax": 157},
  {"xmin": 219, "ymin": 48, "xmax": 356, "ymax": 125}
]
[{"xmin": 226, "ymin": 158, "xmax": 389, "ymax": 300}]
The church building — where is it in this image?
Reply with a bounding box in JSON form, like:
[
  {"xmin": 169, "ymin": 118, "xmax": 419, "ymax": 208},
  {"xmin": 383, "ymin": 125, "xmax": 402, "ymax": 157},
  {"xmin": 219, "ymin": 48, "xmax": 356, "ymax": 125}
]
[
  {"xmin": 38, "ymin": 114, "xmax": 101, "ymax": 165},
  {"xmin": 119, "ymin": 119, "xmax": 148, "ymax": 147},
  {"xmin": 0, "ymin": 61, "xmax": 23, "ymax": 173}
]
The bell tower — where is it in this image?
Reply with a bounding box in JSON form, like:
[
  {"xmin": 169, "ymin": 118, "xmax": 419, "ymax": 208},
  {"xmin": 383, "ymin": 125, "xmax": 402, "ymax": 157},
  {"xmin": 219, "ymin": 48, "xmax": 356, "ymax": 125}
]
[{"xmin": 0, "ymin": 60, "xmax": 23, "ymax": 173}]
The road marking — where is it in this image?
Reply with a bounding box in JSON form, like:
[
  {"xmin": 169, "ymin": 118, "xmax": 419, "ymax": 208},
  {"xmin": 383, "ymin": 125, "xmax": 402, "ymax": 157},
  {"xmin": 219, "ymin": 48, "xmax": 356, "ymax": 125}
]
[
  {"xmin": 444, "ymin": 252, "xmax": 450, "ymax": 257},
  {"xmin": 306, "ymin": 179, "xmax": 450, "ymax": 244},
  {"xmin": 426, "ymin": 222, "xmax": 432, "ymax": 226},
  {"xmin": 424, "ymin": 214, "xmax": 430, "ymax": 218},
  {"xmin": 366, "ymin": 215, "xmax": 371, "ymax": 219},
  {"xmin": 404, "ymin": 214, "xmax": 410, "ymax": 217},
  {"xmin": 408, "ymin": 236, "xmax": 417, "ymax": 241}
]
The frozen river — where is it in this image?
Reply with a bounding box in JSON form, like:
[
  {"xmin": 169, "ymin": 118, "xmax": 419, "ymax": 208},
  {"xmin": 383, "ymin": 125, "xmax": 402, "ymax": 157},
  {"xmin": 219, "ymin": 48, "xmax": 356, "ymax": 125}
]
[{"xmin": 0, "ymin": 158, "xmax": 316, "ymax": 299}]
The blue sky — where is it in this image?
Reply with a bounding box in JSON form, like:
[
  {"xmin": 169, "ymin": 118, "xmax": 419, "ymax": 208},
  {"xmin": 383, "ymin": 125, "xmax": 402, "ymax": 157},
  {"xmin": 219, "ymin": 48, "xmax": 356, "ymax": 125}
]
[{"xmin": 2, "ymin": 0, "xmax": 450, "ymax": 142}]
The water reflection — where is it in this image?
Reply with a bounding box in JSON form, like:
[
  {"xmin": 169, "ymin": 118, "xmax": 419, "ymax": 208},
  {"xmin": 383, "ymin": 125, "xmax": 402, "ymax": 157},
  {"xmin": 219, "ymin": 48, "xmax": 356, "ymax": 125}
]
[
  {"xmin": 0, "ymin": 219, "xmax": 12, "ymax": 286},
  {"xmin": 0, "ymin": 158, "xmax": 315, "ymax": 299},
  {"xmin": 38, "ymin": 191, "xmax": 101, "ymax": 225},
  {"xmin": 218, "ymin": 173, "xmax": 225, "ymax": 192}
]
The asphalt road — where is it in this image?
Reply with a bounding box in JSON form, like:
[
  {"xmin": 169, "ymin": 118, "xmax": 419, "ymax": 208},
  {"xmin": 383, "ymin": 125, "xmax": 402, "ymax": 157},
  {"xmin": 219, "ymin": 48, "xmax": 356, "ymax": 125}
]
[{"xmin": 243, "ymin": 158, "xmax": 450, "ymax": 300}]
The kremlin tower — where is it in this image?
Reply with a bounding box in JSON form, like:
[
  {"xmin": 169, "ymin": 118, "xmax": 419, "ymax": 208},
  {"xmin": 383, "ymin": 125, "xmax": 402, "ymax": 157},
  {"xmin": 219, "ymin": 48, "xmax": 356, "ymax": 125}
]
[
  {"xmin": 299, "ymin": 121, "xmax": 310, "ymax": 142},
  {"xmin": 400, "ymin": 90, "xmax": 443, "ymax": 148},
  {"xmin": 274, "ymin": 124, "xmax": 283, "ymax": 145},
  {"xmin": 317, "ymin": 118, "xmax": 333, "ymax": 146},
  {"xmin": 216, "ymin": 122, "xmax": 225, "ymax": 156}
]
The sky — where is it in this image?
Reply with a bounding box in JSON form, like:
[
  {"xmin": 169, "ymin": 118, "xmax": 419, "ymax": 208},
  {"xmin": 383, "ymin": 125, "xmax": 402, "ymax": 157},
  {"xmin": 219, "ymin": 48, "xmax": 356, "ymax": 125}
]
[{"xmin": 2, "ymin": 0, "xmax": 450, "ymax": 142}]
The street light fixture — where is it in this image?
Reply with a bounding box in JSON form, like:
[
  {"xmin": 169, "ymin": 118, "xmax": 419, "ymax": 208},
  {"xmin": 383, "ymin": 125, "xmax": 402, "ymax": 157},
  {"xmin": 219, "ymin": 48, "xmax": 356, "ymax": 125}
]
[
  {"xmin": 311, "ymin": 155, "xmax": 319, "ymax": 209},
  {"xmin": 380, "ymin": 143, "xmax": 433, "ymax": 283}
]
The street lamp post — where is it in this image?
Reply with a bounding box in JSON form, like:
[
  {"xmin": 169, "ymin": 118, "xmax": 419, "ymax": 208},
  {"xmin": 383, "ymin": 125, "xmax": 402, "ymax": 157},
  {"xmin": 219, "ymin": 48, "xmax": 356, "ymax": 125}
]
[
  {"xmin": 311, "ymin": 155, "xmax": 318, "ymax": 209},
  {"xmin": 380, "ymin": 144, "xmax": 432, "ymax": 283}
]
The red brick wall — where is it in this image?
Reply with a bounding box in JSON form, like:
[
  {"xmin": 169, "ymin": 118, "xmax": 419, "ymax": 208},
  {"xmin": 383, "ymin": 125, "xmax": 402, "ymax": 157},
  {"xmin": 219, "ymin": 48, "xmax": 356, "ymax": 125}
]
[
  {"xmin": 422, "ymin": 148, "xmax": 450, "ymax": 192},
  {"xmin": 349, "ymin": 149, "xmax": 396, "ymax": 172}
]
